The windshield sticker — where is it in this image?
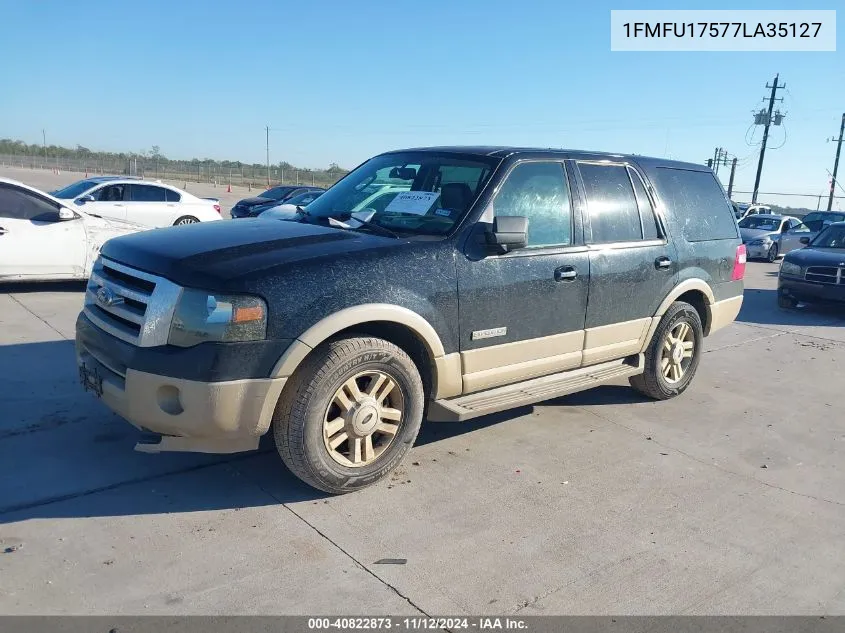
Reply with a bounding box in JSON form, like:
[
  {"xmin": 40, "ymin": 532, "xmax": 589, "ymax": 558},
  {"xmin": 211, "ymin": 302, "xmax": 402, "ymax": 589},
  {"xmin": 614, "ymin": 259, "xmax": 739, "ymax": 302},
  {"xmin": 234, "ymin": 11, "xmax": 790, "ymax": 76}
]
[
  {"xmin": 384, "ymin": 191, "xmax": 440, "ymax": 216},
  {"xmin": 434, "ymin": 208, "xmax": 452, "ymax": 217}
]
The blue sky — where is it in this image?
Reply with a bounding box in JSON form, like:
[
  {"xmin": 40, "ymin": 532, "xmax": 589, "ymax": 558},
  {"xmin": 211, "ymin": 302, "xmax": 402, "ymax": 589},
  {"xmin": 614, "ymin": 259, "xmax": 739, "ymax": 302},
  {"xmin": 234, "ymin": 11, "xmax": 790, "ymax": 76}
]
[{"xmin": 1, "ymin": 0, "xmax": 843, "ymax": 207}]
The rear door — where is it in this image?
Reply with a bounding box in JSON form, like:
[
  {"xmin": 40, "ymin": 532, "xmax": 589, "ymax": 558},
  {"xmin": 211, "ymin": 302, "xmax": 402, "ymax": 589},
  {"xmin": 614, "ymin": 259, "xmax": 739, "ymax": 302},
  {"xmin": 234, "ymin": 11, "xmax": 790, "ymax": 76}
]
[
  {"xmin": 574, "ymin": 161, "xmax": 677, "ymax": 365},
  {"xmin": 126, "ymin": 184, "xmax": 172, "ymax": 227},
  {"xmin": 0, "ymin": 183, "xmax": 85, "ymax": 278},
  {"xmin": 457, "ymin": 159, "xmax": 589, "ymax": 393}
]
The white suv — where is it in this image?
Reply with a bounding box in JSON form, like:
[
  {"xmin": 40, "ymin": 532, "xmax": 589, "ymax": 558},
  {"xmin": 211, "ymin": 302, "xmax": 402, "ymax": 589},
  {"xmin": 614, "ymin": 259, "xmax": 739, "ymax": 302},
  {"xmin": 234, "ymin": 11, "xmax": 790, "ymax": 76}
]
[{"xmin": 51, "ymin": 177, "xmax": 222, "ymax": 228}]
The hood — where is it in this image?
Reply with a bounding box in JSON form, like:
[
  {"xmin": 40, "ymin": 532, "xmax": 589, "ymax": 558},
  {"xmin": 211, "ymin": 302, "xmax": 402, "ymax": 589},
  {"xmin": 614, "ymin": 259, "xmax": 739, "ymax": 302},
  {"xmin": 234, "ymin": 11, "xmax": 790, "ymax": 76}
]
[
  {"xmin": 235, "ymin": 196, "xmax": 274, "ymax": 208},
  {"xmin": 784, "ymin": 246, "xmax": 845, "ymax": 268},
  {"xmin": 99, "ymin": 218, "xmax": 403, "ymax": 289},
  {"xmin": 740, "ymin": 228, "xmax": 778, "ymax": 242}
]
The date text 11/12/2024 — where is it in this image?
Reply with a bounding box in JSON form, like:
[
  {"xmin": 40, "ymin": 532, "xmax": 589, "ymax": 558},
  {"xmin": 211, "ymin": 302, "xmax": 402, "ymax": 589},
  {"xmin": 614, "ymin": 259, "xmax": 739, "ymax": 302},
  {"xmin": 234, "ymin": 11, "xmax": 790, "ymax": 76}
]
[{"xmin": 307, "ymin": 617, "xmax": 528, "ymax": 630}]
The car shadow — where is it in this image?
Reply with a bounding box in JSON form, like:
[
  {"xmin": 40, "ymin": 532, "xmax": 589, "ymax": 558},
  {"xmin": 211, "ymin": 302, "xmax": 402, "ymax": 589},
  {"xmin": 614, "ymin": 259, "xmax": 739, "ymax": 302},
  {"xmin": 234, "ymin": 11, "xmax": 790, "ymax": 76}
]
[
  {"xmin": 0, "ymin": 281, "xmax": 87, "ymax": 294},
  {"xmin": 736, "ymin": 288, "xmax": 845, "ymax": 327}
]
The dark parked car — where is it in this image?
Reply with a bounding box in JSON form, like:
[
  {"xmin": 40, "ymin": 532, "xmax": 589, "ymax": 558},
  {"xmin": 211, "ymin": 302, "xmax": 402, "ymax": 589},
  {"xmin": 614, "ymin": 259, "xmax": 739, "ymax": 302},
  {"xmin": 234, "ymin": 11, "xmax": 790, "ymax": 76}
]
[
  {"xmin": 778, "ymin": 221, "xmax": 845, "ymax": 308},
  {"xmin": 230, "ymin": 185, "xmax": 324, "ymax": 218},
  {"xmin": 76, "ymin": 146, "xmax": 744, "ymax": 494}
]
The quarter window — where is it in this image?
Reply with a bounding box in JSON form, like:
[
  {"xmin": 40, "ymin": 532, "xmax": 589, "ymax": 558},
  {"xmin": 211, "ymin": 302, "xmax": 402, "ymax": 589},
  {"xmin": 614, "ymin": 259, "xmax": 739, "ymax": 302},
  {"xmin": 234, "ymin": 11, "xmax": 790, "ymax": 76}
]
[
  {"xmin": 491, "ymin": 162, "xmax": 572, "ymax": 247},
  {"xmin": 0, "ymin": 184, "xmax": 62, "ymax": 221},
  {"xmin": 130, "ymin": 185, "xmax": 168, "ymax": 202},
  {"xmin": 578, "ymin": 163, "xmax": 642, "ymax": 243},
  {"xmin": 165, "ymin": 189, "xmax": 181, "ymax": 202}
]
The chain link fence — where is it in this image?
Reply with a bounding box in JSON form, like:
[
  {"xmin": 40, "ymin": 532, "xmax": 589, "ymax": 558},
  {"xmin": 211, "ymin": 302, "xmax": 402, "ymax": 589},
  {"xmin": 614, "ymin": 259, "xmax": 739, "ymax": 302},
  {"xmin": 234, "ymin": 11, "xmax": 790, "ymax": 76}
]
[{"xmin": 0, "ymin": 154, "xmax": 346, "ymax": 190}]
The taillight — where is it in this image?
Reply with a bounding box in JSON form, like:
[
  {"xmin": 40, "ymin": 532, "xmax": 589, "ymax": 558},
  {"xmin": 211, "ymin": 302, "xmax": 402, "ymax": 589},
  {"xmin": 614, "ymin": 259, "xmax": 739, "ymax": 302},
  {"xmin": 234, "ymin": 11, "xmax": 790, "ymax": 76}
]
[
  {"xmin": 214, "ymin": 204, "xmax": 221, "ymax": 214},
  {"xmin": 732, "ymin": 244, "xmax": 746, "ymax": 280}
]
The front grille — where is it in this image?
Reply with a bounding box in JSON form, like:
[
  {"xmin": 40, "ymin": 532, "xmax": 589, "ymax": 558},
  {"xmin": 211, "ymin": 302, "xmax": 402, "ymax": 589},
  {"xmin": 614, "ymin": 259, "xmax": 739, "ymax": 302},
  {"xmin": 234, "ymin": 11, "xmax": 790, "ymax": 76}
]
[
  {"xmin": 805, "ymin": 266, "xmax": 843, "ymax": 286},
  {"xmin": 84, "ymin": 257, "xmax": 182, "ymax": 347}
]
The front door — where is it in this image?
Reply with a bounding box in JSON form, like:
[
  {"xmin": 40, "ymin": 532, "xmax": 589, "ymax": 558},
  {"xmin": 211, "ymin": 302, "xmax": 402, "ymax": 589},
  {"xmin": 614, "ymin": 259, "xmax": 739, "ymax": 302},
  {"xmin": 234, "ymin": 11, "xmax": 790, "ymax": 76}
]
[
  {"xmin": 84, "ymin": 183, "xmax": 128, "ymax": 221},
  {"xmin": 0, "ymin": 183, "xmax": 85, "ymax": 279},
  {"xmin": 574, "ymin": 161, "xmax": 678, "ymax": 365},
  {"xmin": 457, "ymin": 160, "xmax": 589, "ymax": 394}
]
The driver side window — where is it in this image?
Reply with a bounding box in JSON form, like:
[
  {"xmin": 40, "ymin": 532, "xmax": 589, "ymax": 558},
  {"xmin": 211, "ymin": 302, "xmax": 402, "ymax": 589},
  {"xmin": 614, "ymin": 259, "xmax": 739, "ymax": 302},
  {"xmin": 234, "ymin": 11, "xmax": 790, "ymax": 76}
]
[
  {"xmin": 491, "ymin": 161, "xmax": 572, "ymax": 248},
  {"xmin": 95, "ymin": 184, "xmax": 126, "ymax": 202},
  {"xmin": 0, "ymin": 184, "xmax": 62, "ymax": 222}
]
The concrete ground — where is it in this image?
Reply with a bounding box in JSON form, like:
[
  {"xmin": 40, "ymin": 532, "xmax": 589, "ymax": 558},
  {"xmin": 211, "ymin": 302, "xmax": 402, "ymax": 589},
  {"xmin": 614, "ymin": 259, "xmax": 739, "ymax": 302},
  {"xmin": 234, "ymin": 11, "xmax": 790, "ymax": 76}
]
[
  {"xmin": 0, "ymin": 165, "xmax": 263, "ymax": 217},
  {"xmin": 1, "ymin": 191, "xmax": 845, "ymax": 615}
]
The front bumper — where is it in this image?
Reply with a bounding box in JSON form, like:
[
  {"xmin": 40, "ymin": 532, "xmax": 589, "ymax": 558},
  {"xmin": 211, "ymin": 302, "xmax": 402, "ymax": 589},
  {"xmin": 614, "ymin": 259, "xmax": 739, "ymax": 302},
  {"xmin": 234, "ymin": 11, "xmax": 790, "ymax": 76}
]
[
  {"xmin": 76, "ymin": 313, "xmax": 288, "ymax": 453},
  {"xmin": 778, "ymin": 276, "xmax": 845, "ymax": 304},
  {"xmin": 746, "ymin": 243, "xmax": 774, "ymax": 259}
]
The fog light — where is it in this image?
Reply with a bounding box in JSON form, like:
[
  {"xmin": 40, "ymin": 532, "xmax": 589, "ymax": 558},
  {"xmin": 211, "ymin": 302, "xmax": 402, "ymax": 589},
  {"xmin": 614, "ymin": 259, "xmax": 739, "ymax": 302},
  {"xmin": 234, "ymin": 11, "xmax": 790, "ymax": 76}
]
[{"xmin": 157, "ymin": 385, "xmax": 183, "ymax": 415}]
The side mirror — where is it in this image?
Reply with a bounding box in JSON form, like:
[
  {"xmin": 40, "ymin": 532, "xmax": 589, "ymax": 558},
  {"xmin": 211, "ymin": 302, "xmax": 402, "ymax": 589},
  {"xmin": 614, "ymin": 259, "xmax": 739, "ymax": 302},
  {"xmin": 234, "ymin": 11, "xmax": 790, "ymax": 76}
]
[
  {"xmin": 58, "ymin": 208, "xmax": 76, "ymax": 221},
  {"xmin": 485, "ymin": 216, "xmax": 528, "ymax": 254},
  {"xmin": 799, "ymin": 237, "xmax": 811, "ymax": 245},
  {"xmin": 75, "ymin": 194, "xmax": 95, "ymax": 205}
]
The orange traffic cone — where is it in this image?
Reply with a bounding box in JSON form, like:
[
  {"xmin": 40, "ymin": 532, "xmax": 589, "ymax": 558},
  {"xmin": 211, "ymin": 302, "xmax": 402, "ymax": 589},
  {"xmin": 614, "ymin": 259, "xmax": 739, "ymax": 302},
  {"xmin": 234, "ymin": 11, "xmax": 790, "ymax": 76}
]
[{"xmin": 227, "ymin": 183, "xmax": 231, "ymax": 193}]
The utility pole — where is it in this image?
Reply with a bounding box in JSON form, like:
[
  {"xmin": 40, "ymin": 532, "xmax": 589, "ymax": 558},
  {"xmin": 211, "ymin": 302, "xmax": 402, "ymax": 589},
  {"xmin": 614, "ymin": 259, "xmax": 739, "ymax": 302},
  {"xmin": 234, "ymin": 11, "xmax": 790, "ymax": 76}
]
[
  {"xmin": 707, "ymin": 158, "xmax": 714, "ymax": 170},
  {"xmin": 265, "ymin": 125, "xmax": 271, "ymax": 188},
  {"xmin": 42, "ymin": 129, "xmax": 47, "ymax": 166},
  {"xmin": 751, "ymin": 74, "xmax": 786, "ymax": 204},
  {"xmin": 826, "ymin": 113, "xmax": 845, "ymax": 212},
  {"xmin": 727, "ymin": 157, "xmax": 738, "ymax": 199},
  {"xmin": 712, "ymin": 147, "xmax": 721, "ymax": 175}
]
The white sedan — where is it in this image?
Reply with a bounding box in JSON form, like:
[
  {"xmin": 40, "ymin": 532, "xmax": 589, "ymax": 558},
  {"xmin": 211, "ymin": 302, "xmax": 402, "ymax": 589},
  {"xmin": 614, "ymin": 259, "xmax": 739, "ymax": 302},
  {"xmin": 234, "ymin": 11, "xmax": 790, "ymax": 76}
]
[
  {"xmin": 0, "ymin": 177, "xmax": 145, "ymax": 282},
  {"xmin": 51, "ymin": 177, "xmax": 222, "ymax": 228}
]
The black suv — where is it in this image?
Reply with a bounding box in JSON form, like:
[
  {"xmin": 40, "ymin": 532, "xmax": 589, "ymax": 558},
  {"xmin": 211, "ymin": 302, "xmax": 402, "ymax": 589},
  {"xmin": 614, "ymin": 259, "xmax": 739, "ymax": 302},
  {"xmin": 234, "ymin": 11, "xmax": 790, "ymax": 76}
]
[
  {"xmin": 230, "ymin": 185, "xmax": 325, "ymax": 218},
  {"xmin": 76, "ymin": 147, "xmax": 745, "ymax": 493}
]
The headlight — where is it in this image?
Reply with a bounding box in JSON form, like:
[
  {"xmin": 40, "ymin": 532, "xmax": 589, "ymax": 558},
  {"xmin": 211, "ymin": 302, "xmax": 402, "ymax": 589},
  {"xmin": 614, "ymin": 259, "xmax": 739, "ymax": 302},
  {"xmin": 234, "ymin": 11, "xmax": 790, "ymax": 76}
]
[
  {"xmin": 780, "ymin": 261, "xmax": 803, "ymax": 277},
  {"xmin": 168, "ymin": 289, "xmax": 267, "ymax": 347}
]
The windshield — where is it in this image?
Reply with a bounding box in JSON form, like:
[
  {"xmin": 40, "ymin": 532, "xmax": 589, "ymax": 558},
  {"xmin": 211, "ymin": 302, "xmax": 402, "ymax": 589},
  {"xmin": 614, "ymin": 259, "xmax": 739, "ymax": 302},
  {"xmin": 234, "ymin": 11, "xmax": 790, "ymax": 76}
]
[
  {"xmin": 52, "ymin": 179, "xmax": 99, "ymax": 199},
  {"xmin": 302, "ymin": 152, "xmax": 499, "ymax": 236},
  {"xmin": 738, "ymin": 216, "xmax": 780, "ymax": 231},
  {"xmin": 801, "ymin": 212, "xmax": 845, "ymax": 232},
  {"xmin": 810, "ymin": 225, "xmax": 845, "ymax": 248},
  {"xmin": 261, "ymin": 186, "xmax": 297, "ymax": 200}
]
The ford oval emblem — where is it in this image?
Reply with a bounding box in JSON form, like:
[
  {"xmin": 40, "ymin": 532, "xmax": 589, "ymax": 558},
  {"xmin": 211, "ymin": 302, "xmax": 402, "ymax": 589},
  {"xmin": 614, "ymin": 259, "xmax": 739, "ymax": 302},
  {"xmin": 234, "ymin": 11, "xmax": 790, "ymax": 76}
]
[{"xmin": 95, "ymin": 286, "xmax": 123, "ymax": 308}]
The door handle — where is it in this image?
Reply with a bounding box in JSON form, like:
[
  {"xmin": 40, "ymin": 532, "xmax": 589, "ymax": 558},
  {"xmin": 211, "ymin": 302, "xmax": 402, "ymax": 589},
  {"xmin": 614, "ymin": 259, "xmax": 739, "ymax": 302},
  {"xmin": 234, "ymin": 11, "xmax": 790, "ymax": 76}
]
[
  {"xmin": 0, "ymin": 226, "xmax": 7, "ymax": 235},
  {"xmin": 655, "ymin": 256, "xmax": 672, "ymax": 270},
  {"xmin": 554, "ymin": 266, "xmax": 577, "ymax": 282}
]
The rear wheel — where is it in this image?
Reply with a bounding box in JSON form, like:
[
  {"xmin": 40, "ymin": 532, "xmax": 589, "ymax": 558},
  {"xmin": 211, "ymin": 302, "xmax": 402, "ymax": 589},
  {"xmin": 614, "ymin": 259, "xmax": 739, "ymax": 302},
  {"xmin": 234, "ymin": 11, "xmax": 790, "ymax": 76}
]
[
  {"xmin": 273, "ymin": 336, "xmax": 424, "ymax": 494},
  {"xmin": 630, "ymin": 301, "xmax": 703, "ymax": 400},
  {"xmin": 174, "ymin": 215, "xmax": 199, "ymax": 225},
  {"xmin": 766, "ymin": 243, "xmax": 779, "ymax": 262}
]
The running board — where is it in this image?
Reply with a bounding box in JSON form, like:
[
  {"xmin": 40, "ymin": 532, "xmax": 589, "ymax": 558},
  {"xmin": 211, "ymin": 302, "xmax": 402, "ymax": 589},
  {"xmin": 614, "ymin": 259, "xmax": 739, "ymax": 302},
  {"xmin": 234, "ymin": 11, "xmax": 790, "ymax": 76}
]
[{"xmin": 427, "ymin": 354, "xmax": 644, "ymax": 422}]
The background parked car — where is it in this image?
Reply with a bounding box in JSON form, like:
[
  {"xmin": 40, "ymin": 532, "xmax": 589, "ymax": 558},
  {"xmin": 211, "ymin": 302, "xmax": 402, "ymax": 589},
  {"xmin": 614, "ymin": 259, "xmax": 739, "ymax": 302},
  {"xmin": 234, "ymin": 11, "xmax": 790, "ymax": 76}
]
[
  {"xmin": 252, "ymin": 190, "xmax": 324, "ymax": 219},
  {"xmin": 0, "ymin": 178, "xmax": 144, "ymax": 282},
  {"xmin": 51, "ymin": 177, "xmax": 222, "ymax": 227},
  {"xmin": 735, "ymin": 204, "xmax": 771, "ymax": 221},
  {"xmin": 739, "ymin": 213, "xmax": 801, "ymax": 262},
  {"xmin": 230, "ymin": 185, "xmax": 325, "ymax": 218},
  {"xmin": 778, "ymin": 221, "xmax": 845, "ymax": 308}
]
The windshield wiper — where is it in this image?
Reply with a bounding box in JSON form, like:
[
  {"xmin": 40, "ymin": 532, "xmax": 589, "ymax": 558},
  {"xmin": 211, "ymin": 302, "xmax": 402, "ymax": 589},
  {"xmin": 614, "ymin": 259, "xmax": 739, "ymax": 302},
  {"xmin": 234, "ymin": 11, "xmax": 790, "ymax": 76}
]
[{"xmin": 327, "ymin": 216, "xmax": 399, "ymax": 239}]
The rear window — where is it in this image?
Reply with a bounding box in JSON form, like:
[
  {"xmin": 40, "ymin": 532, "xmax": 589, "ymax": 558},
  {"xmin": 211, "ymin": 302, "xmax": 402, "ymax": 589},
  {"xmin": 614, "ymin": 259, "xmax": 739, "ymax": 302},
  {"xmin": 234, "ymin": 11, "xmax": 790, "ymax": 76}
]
[{"xmin": 652, "ymin": 168, "xmax": 738, "ymax": 242}]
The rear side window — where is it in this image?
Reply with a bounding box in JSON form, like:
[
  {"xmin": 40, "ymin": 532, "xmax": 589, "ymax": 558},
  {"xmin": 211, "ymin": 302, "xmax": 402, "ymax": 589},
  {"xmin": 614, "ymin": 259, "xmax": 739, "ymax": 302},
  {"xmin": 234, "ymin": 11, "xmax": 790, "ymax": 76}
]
[
  {"xmin": 652, "ymin": 167, "xmax": 738, "ymax": 241},
  {"xmin": 578, "ymin": 163, "xmax": 641, "ymax": 243},
  {"xmin": 130, "ymin": 185, "xmax": 168, "ymax": 202},
  {"xmin": 165, "ymin": 189, "xmax": 181, "ymax": 202}
]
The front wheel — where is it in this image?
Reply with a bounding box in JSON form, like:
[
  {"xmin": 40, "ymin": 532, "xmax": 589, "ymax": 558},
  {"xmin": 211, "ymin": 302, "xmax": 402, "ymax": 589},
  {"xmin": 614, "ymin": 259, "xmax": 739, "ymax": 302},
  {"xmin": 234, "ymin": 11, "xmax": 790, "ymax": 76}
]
[
  {"xmin": 630, "ymin": 301, "xmax": 703, "ymax": 400},
  {"xmin": 273, "ymin": 336, "xmax": 425, "ymax": 494},
  {"xmin": 777, "ymin": 292, "xmax": 798, "ymax": 309},
  {"xmin": 173, "ymin": 215, "xmax": 199, "ymax": 226},
  {"xmin": 767, "ymin": 243, "xmax": 779, "ymax": 263}
]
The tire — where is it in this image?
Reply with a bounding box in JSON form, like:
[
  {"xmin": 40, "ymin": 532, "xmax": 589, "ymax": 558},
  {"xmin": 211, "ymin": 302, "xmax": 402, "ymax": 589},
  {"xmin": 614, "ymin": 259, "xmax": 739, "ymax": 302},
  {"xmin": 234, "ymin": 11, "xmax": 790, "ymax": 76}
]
[
  {"xmin": 777, "ymin": 292, "xmax": 798, "ymax": 309},
  {"xmin": 766, "ymin": 243, "xmax": 779, "ymax": 263},
  {"xmin": 629, "ymin": 301, "xmax": 703, "ymax": 401},
  {"xmin": 273, "ymin": 336, "xmax": 425, "ymax": 494},
  {"xmin": 173, "ymin": 215, "xmax": 199, "ymax": 225}
]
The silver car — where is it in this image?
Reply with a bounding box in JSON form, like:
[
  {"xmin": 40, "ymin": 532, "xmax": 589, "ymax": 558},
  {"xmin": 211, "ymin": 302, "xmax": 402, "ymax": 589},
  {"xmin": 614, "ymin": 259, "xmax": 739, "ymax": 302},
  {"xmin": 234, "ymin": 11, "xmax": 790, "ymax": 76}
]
[
  {"xmin": 778, "ymin": 211, "xmax": 845, "ymax": 257},
  {"xmin": 739, "ymin": 214, "xmax": 802, "ymax": 262}
]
